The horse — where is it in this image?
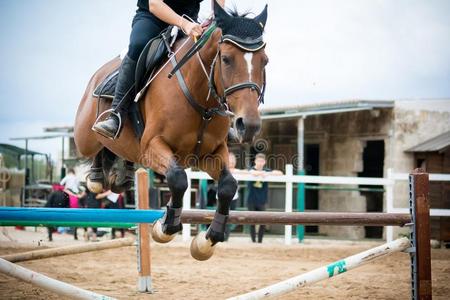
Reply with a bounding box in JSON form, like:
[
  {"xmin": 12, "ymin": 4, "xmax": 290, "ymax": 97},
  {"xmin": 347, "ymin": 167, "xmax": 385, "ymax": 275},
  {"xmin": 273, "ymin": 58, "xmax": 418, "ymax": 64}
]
[{"xmin": 74, "ymin": 1, "xmax": 268, "ymax": 260}]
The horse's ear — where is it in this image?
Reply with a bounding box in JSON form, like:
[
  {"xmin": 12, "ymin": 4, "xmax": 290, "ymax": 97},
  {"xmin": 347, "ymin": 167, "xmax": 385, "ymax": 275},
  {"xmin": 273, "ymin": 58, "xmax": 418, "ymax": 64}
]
[
  {"xmin": 254, "ymin": 4, "xmax": 268, "ymax": 29},
  {"xmin": 214, "ymin": 0, "xmax": 232, "ymax": 25}
]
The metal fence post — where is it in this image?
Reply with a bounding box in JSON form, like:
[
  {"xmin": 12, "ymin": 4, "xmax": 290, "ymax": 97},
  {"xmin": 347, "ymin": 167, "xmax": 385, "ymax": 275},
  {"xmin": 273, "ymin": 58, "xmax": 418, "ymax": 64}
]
[
  {"xmin": 284, "ymin": 164, "xmax": 293, "ymax": 245},
  {"xmin": 297, "ymin": 169, "xmax": 305, "ymax": 242}
]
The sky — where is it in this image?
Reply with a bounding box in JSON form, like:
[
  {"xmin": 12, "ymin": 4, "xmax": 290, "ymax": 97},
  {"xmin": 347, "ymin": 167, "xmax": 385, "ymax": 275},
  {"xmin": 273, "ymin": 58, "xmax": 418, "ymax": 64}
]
[{"xmin": 0, "ymin": 0, "xmax": 449, "ymax": 159}]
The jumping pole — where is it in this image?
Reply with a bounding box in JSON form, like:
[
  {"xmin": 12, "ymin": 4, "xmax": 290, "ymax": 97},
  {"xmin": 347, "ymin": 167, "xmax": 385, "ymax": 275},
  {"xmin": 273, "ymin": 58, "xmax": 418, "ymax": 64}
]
[
  {"xmin": 0, "ymin": 208, "xmax": 412, "ymax": 227},
  {"xmin": 227, "ymin": 237, "xmax": 411, "ymax": 300},
  {"xmin": 1, "ymin": 238, "xmax": 134, "ymax": 263},
  {"xmin": 0, "ymin": 258, "xmax": 116, "ymax": 300}
]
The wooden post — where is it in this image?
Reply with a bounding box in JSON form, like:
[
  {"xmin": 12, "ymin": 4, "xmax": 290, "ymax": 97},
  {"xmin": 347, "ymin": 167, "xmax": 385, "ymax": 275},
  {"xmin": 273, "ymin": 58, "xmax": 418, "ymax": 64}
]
[
  {"xmin": 136, "ymin": 168, "xmax": 152, "ymax": 293},
  {"xmin": 410, "ymin": 169, "xmax": 432, "ymax": 300}
]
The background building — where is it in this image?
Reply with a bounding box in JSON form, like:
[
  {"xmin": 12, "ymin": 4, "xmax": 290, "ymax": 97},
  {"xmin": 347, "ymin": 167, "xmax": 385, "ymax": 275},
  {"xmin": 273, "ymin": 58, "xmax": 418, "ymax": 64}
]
[{"xmin": 237, "ymin": 99, "xmax": 450, "ymax": 240}]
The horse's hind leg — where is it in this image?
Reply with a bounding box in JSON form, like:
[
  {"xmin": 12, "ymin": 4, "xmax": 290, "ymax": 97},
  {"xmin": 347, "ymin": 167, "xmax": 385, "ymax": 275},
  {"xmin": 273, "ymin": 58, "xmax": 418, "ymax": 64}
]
[
  {"xmin": 110, "ymin": 160, "xmax": 135, "ymax": 193},
  {"xmin": 87, "ymin": 152, "xmax": 105, "ymax": 193}
]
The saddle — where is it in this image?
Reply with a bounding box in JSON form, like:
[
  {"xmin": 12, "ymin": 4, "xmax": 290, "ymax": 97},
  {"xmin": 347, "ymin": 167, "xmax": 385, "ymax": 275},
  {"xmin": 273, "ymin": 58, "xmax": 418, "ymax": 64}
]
[{"xmin": 92, "ymin": 27, "xmax": 177, "ymax": 138}]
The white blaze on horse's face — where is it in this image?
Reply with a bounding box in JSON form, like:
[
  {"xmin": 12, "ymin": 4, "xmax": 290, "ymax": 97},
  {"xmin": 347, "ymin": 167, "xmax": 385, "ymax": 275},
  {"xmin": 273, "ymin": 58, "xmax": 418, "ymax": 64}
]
[{"xmin": 244, "ymin": 53, "xmax": 253, "ymax": 81}]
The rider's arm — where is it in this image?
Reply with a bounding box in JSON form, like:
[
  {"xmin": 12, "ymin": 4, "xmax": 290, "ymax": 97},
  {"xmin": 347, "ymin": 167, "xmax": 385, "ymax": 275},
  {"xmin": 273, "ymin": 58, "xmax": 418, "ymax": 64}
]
[
  {"xmin": 148, "ymin": 0, "xmax": 203, "ymax": 37},
  {"xmin": 96, "ymin": 190, "xmax": 112, "ymax": 199}
]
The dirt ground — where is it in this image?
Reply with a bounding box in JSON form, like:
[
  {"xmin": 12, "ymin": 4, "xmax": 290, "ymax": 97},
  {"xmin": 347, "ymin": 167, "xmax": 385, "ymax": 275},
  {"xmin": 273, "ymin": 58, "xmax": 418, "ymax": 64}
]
[{"xmin": 0, "ymin": 227, "xmax": 449, "ymax": 300}]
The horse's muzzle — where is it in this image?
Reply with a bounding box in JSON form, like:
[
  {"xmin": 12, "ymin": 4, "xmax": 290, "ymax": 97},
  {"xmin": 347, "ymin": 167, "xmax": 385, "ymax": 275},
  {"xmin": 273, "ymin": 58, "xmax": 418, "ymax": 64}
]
[{"xmin": 234, "ymin": 117, "xmax": 261, "ymax": 143}]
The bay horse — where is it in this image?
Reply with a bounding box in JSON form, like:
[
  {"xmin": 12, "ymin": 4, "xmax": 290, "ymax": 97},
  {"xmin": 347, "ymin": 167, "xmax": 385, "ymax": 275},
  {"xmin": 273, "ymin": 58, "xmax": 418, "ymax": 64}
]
[{"xmin": 74, "ymin": 2, "xmax": 268, "ymax": 260}]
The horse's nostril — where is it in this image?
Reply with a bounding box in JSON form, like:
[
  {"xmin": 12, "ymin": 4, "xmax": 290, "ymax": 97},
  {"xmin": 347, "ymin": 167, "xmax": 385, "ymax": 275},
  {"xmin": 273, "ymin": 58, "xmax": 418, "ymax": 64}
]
[{"xmin": 235, "ymin": 117, "xmax": 245, "ymax": 133}]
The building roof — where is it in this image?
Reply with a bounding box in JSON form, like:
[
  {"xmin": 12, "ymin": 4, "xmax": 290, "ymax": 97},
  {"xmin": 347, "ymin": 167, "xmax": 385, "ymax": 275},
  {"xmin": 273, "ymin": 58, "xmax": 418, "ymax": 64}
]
[
  {"xmin": 44, "ymin": 126, "xmax": 74, "ymax": 133},
  {"xmin": 0, "ymin": 143, "xmax": 45, "ymax": 156},
  {"xmin": 10, "ymin": 134, "xmax": 72, "ymax": 141},
  {"xmin": 405, "ymin": 131, "xmax": 450, "ymax": 153},
  {"xmin": 260, "ymin": 100, "xmax": 395, "ymax": 120}
]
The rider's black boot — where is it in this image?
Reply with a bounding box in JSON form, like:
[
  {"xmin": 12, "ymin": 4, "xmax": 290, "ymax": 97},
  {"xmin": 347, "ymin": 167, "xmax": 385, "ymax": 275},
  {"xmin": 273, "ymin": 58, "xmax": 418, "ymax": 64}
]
[{"xmin": 92, "ymin": 55, "xmax": 137, "ymax": 139}]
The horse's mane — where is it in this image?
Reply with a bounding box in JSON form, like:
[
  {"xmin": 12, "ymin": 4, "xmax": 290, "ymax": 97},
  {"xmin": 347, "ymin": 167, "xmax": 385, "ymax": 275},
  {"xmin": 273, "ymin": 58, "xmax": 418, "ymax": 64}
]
[
  {"xmin": 227, "ymin": 6, "xmax": 252, "ymax": 18},
  {"xmin": 197, "ymin": 6, "xmax": 252, "ymax": 24}
]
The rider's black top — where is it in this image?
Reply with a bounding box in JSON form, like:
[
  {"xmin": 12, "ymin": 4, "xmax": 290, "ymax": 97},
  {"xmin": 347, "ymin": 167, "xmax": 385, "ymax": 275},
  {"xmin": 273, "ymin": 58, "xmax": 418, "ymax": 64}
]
[{"xmin": 137, "ymin": 0, "xmax": 203, "ymax": 19}]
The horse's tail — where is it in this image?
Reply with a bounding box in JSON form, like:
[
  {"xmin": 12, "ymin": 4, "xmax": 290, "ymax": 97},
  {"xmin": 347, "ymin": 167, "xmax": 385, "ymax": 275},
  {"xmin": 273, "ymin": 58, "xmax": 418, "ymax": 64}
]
[{"xmin": 100, "ymin": 148, "xmax": 117, "ymax": 176}]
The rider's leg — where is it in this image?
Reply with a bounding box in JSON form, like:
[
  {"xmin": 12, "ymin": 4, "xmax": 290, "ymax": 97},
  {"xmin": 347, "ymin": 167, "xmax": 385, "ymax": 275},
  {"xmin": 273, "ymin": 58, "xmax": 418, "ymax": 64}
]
[{"xmin": 92, "ymin": 12, "xmax": 166, "ymax": 139}]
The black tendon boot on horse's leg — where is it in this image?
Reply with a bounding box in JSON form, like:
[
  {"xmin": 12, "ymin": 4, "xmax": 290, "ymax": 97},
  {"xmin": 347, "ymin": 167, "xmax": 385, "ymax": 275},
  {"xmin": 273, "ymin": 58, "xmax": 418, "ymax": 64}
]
[
  {"xmin": 191, "ymin": 169, "xmax": 237, "ymax": 261},
  {"xmin": 87, "ymin": 152, "xmax": 105, "ymax": 193},
  {"xmin": 152, "ymin": 164, "xmax": 187, "ymax": 243},
  {"xmin": 92, "ymin": 55, "xmax": 137, "ymax": 139}
]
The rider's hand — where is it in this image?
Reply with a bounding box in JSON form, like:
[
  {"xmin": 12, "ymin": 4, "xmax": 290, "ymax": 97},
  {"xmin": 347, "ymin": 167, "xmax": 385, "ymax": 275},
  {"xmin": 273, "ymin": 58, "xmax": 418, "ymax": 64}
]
[
  {"xmin": 181, "ymin": 19, "xmax": 203, "ymax": 38},
  {"xmin": 201, "ymin": 16, "xmax": 213, "ymax": 28}
]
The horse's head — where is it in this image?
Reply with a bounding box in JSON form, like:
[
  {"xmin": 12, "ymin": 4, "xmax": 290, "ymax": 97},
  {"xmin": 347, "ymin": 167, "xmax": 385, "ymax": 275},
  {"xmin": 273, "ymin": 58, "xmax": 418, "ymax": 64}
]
[{"xmin": 213, "ymin": 1, "xmax": 268, "ymax": 143}]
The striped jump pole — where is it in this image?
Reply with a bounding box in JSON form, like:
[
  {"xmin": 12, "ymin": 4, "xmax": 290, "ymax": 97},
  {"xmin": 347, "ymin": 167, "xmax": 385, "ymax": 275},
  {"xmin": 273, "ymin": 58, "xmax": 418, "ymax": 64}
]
[
  {"xmin": 0, "ymin": 208, "xmax": 411, "ymax": 227},
  {"xmin": 227, "ymin": 237, "xmax": 411, "ymax": 300},
  {"xmin": 0, "ymin": 258, "xmax": 115, "ymax": 300}
]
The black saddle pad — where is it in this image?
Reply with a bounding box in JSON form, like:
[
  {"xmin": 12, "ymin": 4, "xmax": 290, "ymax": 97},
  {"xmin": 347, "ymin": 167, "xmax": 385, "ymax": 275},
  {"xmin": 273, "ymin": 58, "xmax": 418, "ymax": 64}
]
[{"xmin": 93, "ymin": 68, "xmax": 119, "ymax": 99}]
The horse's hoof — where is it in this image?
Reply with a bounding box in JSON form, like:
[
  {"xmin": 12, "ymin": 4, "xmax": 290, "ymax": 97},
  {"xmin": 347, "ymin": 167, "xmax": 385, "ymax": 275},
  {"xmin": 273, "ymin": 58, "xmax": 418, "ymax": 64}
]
[
  {"xmin": 151, "ymin": 220, "xmax": 176, "ymax": 243},
  {"xmin": 87, "ymin": 177, "xmax": 103, "ymax": 193},
  {"xmin": 190, "ymin": 231, "xmax": 215, "ymax": 261}
]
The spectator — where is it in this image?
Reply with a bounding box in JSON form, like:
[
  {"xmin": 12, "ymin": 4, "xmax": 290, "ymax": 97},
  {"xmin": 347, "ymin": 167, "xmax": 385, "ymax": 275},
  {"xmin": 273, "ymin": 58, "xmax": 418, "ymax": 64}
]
[
  {"xmin": 223, "ymin": 151, "xmax": 246, "ymax": 241},
  {"xmin": 64, "ymin": 185, "xmax": 86, "ymax": 240},
  {"xmin": 60, "ymin": 168, "xmax": 79, "ymax": 194},
  {"xmin": 45, "ymin": 184, "xmax": 70, "ymax": 241},
  {"xmin": 82, "ymin": 189, "xmax": 110, "ymax": 242},
  {"xmin": 247, "ymin": 153, "xmax": 283, "ymax": 243},
  {"xmin": 206, "ymin": 183, "xmax": 218, "ymax": 207},
  {"xmin": 104, "ymin": 191, "xmax": 126, "ymax": 239}
]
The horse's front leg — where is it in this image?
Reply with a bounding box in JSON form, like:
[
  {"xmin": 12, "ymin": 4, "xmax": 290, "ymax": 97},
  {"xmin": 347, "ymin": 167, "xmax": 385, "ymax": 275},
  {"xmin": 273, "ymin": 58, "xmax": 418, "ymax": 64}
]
[
  {"xmin": 152, "ymin": 161, "xmax": 187, "ymax": 241},
  {"xmin": 144, "ymin": 137, "xmax": 187, "ymax": 243},
  {"xmin": 191, "ymin": 144, "xmax": 237, "ymax": 261}
]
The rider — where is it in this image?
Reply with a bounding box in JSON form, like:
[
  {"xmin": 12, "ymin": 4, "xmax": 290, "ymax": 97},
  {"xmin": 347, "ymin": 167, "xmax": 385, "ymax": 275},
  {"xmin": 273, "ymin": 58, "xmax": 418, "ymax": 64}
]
[{"xmin": 93, "ymin": 0, "xmax": 225, "ymax": 139}]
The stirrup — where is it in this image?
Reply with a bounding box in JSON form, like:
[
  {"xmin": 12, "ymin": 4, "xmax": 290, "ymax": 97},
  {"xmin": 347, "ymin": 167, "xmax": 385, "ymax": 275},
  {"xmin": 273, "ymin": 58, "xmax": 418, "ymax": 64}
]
[{"xmin": 91, "ymin": 109, "xmax": 122, "ymax": 140}]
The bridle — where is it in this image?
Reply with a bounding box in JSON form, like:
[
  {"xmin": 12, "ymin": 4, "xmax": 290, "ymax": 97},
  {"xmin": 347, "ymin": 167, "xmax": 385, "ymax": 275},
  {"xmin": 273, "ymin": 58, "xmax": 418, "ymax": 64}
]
[
  {"xmin": 164, "ymin": 24, "xmax": 266, "ymax": 157},
  {"xmin": 207, "ymin": 44, "xmax": 266, "ymax": 109}
]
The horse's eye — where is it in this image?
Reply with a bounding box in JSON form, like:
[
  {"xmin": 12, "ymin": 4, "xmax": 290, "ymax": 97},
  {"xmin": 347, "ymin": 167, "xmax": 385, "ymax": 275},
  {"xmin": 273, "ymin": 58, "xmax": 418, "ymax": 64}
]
[
  {"xmin": 263, "ymin": 57, "xmax": 269, "ymax": 66},
  {"xmin": 222, "ymin": 56, "xmax": 231, "ymax": 65}
]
